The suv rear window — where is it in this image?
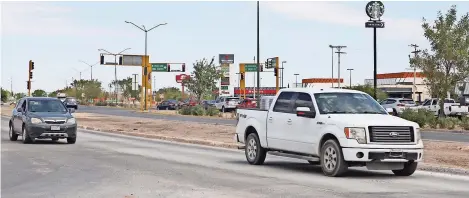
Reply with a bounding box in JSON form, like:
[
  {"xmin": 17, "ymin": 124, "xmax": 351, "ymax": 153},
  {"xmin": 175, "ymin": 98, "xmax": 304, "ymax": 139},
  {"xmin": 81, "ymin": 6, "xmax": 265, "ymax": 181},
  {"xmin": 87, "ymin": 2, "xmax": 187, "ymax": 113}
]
[{"xmin": 399, "ymin": 100, "xmax": 415, "ymax": 104}]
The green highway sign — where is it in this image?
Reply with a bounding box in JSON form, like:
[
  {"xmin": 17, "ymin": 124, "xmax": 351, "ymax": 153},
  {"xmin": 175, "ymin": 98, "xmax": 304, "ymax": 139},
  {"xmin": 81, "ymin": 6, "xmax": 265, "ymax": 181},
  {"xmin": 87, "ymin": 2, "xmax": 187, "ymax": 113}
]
[
  {"xmin": 221, "ymin": 86, "xmax": 229, "ymax": 90},
  {"xmin": 245, "ymin": 64, "xmax": 258, "ymax": 72},
  {"xmin": 151, "ymin": 63, "xmax": 168, "ymax": 72}
]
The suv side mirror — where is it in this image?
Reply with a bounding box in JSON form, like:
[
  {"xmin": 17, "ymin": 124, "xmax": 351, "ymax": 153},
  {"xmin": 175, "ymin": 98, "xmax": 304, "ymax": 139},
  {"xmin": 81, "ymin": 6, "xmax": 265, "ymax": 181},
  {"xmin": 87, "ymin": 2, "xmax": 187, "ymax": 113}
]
[
  {"xmin": 69, "ymin": 108, "xmax": 76, "ymax": 113},
  {"xmin": 17, "ymin": 107, "xmax": 23, "ymax": 112},
  {"xmin": 296, "ymin": 107, "xmax": 315, "ymax": 118},
  {"xmin": 385, "ymin": 108, "xmax": 393, "ymax": 114}
]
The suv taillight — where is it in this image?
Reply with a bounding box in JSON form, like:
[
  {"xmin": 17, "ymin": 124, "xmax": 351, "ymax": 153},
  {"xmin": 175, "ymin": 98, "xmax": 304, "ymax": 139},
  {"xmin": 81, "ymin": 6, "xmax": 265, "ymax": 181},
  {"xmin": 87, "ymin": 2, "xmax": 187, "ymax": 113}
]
[
  {"xmin": 397, "ymin": 103, "xmax": 405, "ymax": 107},
  {"xmin": 226, "ymin": 101, "xmax": 229, "ymax": 105}
]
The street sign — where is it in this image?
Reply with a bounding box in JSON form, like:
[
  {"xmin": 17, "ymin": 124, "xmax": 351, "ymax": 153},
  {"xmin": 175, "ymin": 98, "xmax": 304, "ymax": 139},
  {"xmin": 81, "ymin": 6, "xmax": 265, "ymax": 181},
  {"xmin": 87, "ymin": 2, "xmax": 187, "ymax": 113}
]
[
  {"xmin": 221, "ymin": 86, "xmax": 229, "ymax": 90},
  {"xmin": 365, "ymin": 21, "xmax": 385, "ymax": 28},
  {"xmin": 245, "ymin": 64, "xmax": 258, "ymax": 72},
  {"xmin": 221, "ymin": 77, "xmax": 230, "ymax": 85},
  {"xmin": 219, "ymin": 54, "xmax": 234, "ymax": 64},
  {"xmin": 152, "ymin": 63, "xmax": 168, "ymax": 72},
  {"xmin": 121, "ymin": 55, "xmax": 143, "ymax": 66}
]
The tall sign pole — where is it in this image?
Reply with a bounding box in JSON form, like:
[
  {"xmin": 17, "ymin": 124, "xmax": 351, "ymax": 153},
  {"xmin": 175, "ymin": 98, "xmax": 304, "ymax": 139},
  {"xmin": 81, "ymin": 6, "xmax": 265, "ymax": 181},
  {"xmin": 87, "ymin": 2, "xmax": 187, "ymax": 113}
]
[
  {"xmin": 256, "ymin": 1, "xmax": 260, "ymax": 107},
  {"xmin": 365, "ymin": 1, "xmax": 385, "ymax": 99}
]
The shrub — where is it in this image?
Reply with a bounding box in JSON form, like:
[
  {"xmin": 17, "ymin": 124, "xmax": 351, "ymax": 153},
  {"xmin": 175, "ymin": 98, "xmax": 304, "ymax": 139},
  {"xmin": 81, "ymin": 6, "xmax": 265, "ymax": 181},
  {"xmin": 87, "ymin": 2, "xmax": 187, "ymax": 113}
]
[
  {"xmin": 437, "ymin": 118, "xmax": 451, "ymax": 129},
  {"xmin": 95, "ymin": 101, "xmax": 108, "ymax": 106},
  {"xmin": 205, "ymin": 106, "xmax": 219, "ymax": 116},
  {"xmin": 178, "ymin": 106, "xmax": 192, "ymax": 115},
  {"xmin": 460, "ymin": 117, "xmax": 469, "ymax": 130},
  {"xmin": 400, "ymin": 109, "xmax": 432, "ymax": 128},
  {"xmin": 445, "ymin": 117, "xmax": 460, "ymax": 130},
  {"xmin": 427, "ymin": 116, "xmax": 438, "ymax": 129},
  {"xmin": 191, "ymin": 105, "xmax": 205, "ymax": 116}
]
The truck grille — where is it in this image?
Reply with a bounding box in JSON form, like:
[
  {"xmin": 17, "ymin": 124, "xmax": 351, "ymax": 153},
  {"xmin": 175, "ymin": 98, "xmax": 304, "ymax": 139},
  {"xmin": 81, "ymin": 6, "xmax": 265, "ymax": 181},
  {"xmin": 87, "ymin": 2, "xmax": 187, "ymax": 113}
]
[{"xmin": 368, "ymin": 126, "xmax": 414, "ymax": 143}]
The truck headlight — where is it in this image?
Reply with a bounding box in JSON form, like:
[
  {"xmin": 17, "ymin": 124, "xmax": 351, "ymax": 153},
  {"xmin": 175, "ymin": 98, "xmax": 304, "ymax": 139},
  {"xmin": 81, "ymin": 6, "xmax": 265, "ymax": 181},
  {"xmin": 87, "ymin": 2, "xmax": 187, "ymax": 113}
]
[
  {"xmin": 415, "ymin": 128, "xmax": 421, "ymax": 142},
  {"xmin": 67, "ymin": 118, "xmax": 76, "ymax": 124},
  {"xmin": 344, "ymin": 127, "xmax": 367, "ymax": 144},
  {"xmin": 30, "ymin": 118, "xmax": 42, "ymax": 124}
]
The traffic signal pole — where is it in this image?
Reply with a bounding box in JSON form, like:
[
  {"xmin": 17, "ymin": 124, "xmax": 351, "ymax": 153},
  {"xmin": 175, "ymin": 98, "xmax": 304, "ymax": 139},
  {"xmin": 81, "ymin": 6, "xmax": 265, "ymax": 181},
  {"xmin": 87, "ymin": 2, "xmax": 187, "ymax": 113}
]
[{"xmin": 28, "ymin": 60, "xmax": 34, "ymax": 96}]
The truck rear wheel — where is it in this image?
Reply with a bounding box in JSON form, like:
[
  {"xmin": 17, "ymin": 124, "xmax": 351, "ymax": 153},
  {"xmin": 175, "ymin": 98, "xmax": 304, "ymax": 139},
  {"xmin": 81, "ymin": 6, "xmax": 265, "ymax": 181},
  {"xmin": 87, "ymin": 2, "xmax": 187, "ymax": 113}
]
[
  {"xmin": 245, "ymin": 133, "xmax": 266, "ymax": 165},
  {"xmin": 392, "ymin": 161, "xmax": 417, "ymax": 176},
  {"xmin": 320, "ymin": 139, "xmax": 348, "ymax": 177}
]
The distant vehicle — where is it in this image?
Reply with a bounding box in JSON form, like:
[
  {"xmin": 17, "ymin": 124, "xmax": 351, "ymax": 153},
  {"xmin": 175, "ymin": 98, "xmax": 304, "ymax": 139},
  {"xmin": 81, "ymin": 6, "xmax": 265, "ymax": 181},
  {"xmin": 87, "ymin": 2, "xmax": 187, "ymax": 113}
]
[
  {"xmin": 64, "ymin": 97, "xmax": 78, "ymax": 110},
  {"xmin": 181, "ymin": 99, "xmax": 197, "ymax": 107},
  {"xmin": 411, "ymin": 98, "xmax": 469, "ymax": 117},
  {"xmin": 380, "ymin": 98, "xmax": 417, "ymax": 116},
  {"xmin": 157, "ymin": 100, "xmax": 178, "ymax": 110},
  {"xmin": 8, "ymin": 97, "xmax": 77, "ymax": 144},
  {"xmin": 236, "ymin": 98, "xmax": 257, "ymax": 109},
  {"xmin": 57, "ymin": 93, "xmax": 67, "ymax": 102},
  {"xmin": 201, "ymin": 100, "xmax": 216, "ymax": 110},
  {"xmin": 215, "ymin": 96, "xmax": 240, "ymax": 112},
  {"xmin": 235, "ymin": 88, "xmax": 423, "ymax": 177}
]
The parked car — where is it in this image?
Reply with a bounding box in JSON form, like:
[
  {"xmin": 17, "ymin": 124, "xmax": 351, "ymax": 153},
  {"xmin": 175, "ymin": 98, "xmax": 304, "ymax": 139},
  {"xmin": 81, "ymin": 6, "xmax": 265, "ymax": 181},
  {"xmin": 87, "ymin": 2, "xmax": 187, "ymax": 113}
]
[
  {"xmin": 201, "ymin": 100, "xmax": 216, "ymax": 110},
  {"xmin": 63, "ymin": 97, "xmax": 78, "ymax": 110},
  {"xmin": 215, "ymin": 96, "xmax": 240, "ymax": 112},
  {"xmin": 181, "ymin": 99, "xmax": 197, "ymax": 107},
  {"xmin": 8, "ymin": 97, "xmax": 77, "ymax": 144},
  {"xmin": 411, "ymin": 98, "xmax": 469, "ymax": 117},
  {"xmin": 157, "ymin": 100, "xmax": 178, "ymax": 110},
  {"xmin": 235, "ymin": 88, "xmax": 423, "ymax": 177},
  {"xmin": 379, "ymin": 98, "xmax": 417, "ymax": 116},
  {"xmin": 236, "ymin": 98, "xmax": 257, "ymax": 109}
]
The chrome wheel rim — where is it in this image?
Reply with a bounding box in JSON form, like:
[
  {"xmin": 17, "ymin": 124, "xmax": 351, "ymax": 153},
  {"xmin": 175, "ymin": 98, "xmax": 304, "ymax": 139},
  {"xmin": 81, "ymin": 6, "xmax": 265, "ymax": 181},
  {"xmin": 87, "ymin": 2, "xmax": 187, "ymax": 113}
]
[
  {"xmin": 323, "ymin": 146, "xmax": 337, "ymax": 171},
  {"xmin": 247, "ymin": 138, "xmax": 257, "ymax": 161}
]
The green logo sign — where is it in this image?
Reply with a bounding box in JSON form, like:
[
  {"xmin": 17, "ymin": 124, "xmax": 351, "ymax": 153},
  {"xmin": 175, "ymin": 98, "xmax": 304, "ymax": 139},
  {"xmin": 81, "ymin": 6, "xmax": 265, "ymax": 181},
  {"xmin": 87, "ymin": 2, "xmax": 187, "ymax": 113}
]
[
  {"xmin": 152, "ymin": 63, "xmax": 168, "ymax": 72},
  {"xmin": 221, "ymin": 86, "xmax": 229, "ymax": 90},
  {"xmin": 245, "ymin": 64, "xmax": 258, "ymax": 72}
]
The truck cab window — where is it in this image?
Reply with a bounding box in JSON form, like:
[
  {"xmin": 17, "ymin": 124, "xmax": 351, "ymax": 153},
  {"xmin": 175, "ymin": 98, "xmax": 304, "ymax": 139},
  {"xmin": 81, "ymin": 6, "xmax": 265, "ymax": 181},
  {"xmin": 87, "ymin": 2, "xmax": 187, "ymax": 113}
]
[
  {"xmin": 294, "ymin": 93, "xmax": 314, "ymax": 111},
  {"xmin": 273, "ymin": 92, "xmax": 295, "ymax": 113}
]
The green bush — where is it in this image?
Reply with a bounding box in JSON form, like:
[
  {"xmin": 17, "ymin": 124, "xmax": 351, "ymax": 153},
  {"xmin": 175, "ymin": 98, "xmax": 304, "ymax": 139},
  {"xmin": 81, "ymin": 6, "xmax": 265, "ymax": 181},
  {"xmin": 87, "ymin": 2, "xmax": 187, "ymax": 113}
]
[
  {"xmin": 95, "ymin": 101, "xmax": 108, "ymax": 106},
  {"xmin": 178, "ymin": 106, "xmax": 192, "ymax": 115},
  {"xmin": 437, "ymin": 118, "xmax": 450, "ymax": 129},
  {"xmin": 400, "ymin": 109, "xmax": 432, "ymax": 128},
  {"xmin": 427, "ymin": 116, "xmax": 438, "ymax": 129},
  {"xmin": 460, "ymin": 117, "xmax": 469, "ymax": 130},
  {"xmin": 205, "ymin": 106, "xmax": 219, "ymax": 116},
  {"xmin": 446, "ymin": 117, "xmax": 460, "ymax": 130},
  {"xmin": 190, "ymin": 105, "xmax": 205, "ymax": 116}
]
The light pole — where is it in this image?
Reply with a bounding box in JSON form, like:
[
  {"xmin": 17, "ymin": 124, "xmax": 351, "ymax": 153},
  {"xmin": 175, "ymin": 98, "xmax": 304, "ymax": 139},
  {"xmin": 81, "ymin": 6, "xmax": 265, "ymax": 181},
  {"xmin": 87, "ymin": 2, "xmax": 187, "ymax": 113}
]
[
  {"xmin": 98, "ymin": 48, "xmax": 132, "ymax": 105},
  {"xmin": 334, "ymin": 46, "xmax": 347, "ymax": 88},
  {"xmin": 256, "ymin": 1, "xmax": 260, "ymax": 107},
  {"xmin": 236, "ymin": 72, "xmax": 240, "ymax": 97},
  {"xmin": 79, "ymin": 60, "xmax": 99, "ymax": 81},
  {"xmin": 294, "ymin": 73, "xmax": 299, "ymax": 88},
  {"xmin": 329, "ymin": 45, "xmax": 335, "ymax": 87},
  {"xmin": 347, "ymin": 68, "xmax": 354, "ymax": 88},
  {"xmin": 281, "ymin": 61, "xmax": 286, "ymax": 88},
  {"xmin": 125, "ymin": 20, "xmax": 167, "ymax": 111}
]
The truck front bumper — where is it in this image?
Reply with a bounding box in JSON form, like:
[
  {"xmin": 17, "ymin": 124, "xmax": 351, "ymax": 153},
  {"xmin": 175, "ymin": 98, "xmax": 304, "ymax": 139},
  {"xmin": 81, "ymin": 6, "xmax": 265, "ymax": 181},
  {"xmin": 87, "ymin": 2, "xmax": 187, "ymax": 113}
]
[{"xmin": 342, "ymin": 147, "xmax": 424, "ymax": 162}]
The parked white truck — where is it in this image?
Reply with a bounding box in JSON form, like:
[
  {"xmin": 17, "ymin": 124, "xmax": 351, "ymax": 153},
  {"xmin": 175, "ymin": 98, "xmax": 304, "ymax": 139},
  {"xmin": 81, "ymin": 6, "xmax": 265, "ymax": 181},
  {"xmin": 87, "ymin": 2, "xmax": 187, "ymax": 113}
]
[
  {"xmin": 411, "ymin": 98, "xmax": 469, "ymax": 117},
  {"xmin": 235, "ymin": 88, "xmax": 423, "ymax": 177}
]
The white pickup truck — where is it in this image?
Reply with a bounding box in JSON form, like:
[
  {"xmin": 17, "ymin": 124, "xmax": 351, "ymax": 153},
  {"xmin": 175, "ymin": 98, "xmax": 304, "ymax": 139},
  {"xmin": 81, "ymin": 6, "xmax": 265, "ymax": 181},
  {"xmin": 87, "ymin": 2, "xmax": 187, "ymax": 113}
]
[
  {"xmin": 235, "ymin": 88, "xmax": 423, "ymax": 177},
  {"xmin": 411, "ymin": 98, "xmax": 469, "ymax": 117}
]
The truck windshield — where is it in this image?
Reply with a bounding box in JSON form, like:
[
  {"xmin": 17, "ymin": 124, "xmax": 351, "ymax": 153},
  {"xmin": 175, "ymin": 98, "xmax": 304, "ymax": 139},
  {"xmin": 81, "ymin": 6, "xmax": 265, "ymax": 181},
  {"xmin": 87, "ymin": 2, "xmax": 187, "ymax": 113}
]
[
  {"xmin": 314, "ymin": 92, "xmax": 387, "ymax": 114},
  {"xmin": 28, "ymin": 100, "xmax": 68, "ymax": 113}
]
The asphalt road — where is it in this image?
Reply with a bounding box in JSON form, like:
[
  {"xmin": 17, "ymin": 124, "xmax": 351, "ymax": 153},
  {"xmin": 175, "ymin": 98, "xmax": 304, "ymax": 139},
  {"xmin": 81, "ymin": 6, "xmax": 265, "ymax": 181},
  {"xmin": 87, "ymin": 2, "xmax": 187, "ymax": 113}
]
[
  {"xmin": 78, "ymin": 105, "xmax": 469, "ymax": 143},
  {"xmin": 2, "ymin": 117, "xmax": 469, "ymax": 198}
]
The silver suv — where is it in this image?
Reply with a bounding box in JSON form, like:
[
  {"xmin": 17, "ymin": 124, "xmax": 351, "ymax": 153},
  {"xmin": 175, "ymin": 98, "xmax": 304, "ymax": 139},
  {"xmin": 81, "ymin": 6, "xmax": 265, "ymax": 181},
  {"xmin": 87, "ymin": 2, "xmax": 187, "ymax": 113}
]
[{"xmin": 380, "ymin": 98, "xmax": 417, "ymax": 116}]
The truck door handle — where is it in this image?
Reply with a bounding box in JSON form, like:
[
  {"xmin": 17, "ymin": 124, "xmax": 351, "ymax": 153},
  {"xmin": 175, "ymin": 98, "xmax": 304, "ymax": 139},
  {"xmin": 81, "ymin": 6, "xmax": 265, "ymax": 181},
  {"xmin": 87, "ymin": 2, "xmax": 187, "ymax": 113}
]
[
  {"xmin": 317, "ymin": 122, "xmax": 324, "ymax": 125},
  {"xmin": 287, "ymin": 119, "xmax": 292, "ymax": 124},
  {"xmin": 268, "ymin": 117, "xmax": 273, "ymax": 121}
]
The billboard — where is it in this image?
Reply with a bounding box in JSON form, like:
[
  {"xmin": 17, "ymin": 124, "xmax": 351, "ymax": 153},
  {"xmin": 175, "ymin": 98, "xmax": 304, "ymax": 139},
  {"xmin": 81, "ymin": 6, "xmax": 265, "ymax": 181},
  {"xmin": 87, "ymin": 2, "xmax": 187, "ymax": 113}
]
[
  {"xmin": 219, "ymin": 54, "xmax": 234, "ymax": 64},
  {"xmin": 176, "ymin": 74, "xmax": 189, "ymax": 83}
]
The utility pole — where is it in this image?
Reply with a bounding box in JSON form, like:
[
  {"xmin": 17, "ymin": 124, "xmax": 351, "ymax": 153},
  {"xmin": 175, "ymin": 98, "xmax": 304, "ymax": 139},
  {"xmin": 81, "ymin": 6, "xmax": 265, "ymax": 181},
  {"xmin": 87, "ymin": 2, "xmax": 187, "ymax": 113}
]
[
  {"xmin": 79, "ymin": 60, "xmax": 99, "ymax": 81},
  {"xmin": 329, "ymin": 45, "xmax": 335, "ymax": 87},
  {"xmin": 10, "ymin": 77, "xmax": 13, "ymax": 96},
  {"xmin": 294, "ymin": 74, "xmax": 299, "ymax": 88},
  {"xmin": 347, "ymin": 68, "xmax": 354, "ymax": 88},
  {"xmin": 125, "ymin": 20, "xmax": 167, "ymax": 111},
  {"xmin": 98, "ymin": 48, "xmax": 132, "ymax": 106},
  {"xmin": 334, "ymin": 46, "xmax": 347, "ymax": 88},
  {"xmin": 281, "ymin": 61, "xmax": 287, "ymax": 88},
  {"xmin": 409, "ymin": 44, "xmax": 420, "ymax": 102},
  {"xmin": 256, "ymin": 0, "xmax": 260, "ymax": 107},
  {"xmin": 253, "ymin": 56, "xmax": 256, "ymax": 99}
]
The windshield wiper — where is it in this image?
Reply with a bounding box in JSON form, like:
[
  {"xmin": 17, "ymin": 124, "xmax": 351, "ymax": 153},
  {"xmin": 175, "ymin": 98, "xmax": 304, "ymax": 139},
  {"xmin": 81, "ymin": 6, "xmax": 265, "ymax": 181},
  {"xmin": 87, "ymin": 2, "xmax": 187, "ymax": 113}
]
[{"xmin": 360, "ymin": 111, "xmax": 383, "ymax": 114}]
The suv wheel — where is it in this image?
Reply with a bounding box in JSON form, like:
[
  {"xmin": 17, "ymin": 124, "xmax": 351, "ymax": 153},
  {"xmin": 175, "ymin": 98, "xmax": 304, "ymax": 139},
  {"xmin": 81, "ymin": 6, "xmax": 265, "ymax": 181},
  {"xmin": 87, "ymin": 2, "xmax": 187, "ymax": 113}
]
[
  {"xmin": 9, "ymin": 124, "xmax": 18, "ymax": 141},
  {"xmin": 67, "ymin": 136, "xmax": 77, "ymax": 144},
  {"xmin": 392, "ymin": 161, "xmax": 418, "ymax": 176},
  {"xmin": 245, "ymin": 133, "xmax": 267, "ymax": 165},
  {"xmin": 22, "ymin": 127, "xmax": 33, "ymax": 144},
  {"xmin": 320, "ymin": 139, "xmax": 348, "ymax": 177}
]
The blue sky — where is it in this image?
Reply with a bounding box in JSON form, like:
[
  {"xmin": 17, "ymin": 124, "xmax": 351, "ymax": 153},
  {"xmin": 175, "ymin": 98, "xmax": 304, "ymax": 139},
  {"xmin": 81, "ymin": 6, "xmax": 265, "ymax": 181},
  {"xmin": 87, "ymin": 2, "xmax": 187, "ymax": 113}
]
[{"xmin": 2, "ymin": 1, "xmax": 469, "ymax": 93}]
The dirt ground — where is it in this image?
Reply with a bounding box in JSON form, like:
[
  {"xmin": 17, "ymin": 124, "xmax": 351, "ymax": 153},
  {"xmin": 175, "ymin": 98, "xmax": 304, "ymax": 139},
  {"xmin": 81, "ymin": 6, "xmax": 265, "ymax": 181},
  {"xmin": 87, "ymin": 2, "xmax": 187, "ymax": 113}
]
[
  {"xmin": 2, "ymin": 105, "xmax": 468, "ymax": 170},
  {"xmin": 147, "ymin": 109, "xmax": 237, "ymax": 119}
]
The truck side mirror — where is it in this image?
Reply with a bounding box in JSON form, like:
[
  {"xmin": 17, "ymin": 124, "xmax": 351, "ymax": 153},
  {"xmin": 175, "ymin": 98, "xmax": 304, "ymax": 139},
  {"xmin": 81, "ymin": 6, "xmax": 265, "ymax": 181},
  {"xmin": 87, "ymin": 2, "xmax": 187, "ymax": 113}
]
[{"xmin": 296, "ymin": 107, "xmax": 315, "ymax": 118}]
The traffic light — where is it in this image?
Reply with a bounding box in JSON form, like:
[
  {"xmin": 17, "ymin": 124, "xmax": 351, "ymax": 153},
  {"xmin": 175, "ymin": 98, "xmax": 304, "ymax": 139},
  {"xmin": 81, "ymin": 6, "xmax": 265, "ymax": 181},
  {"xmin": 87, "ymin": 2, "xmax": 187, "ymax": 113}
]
[
  {"xmin": 100, "ymin": 55, "xmax": 104, "ymax": 65},
  {"xmin": 119, "ymin": 56, "xmax": 123, "ymax": 65},
  {"xmin": 260, "ymin": 64, "xmax": 263, "ymax": 72},
  {"xmin": 27, "ymin": 81, "xmax": 31, "ymax": 89},
  {"xmin": 30, "ymin": 61, "xmax": 35, "ymax": 70},
  {"xmin": 240, "ymin": 73, "xmax": 245, "ymax": 80},
  {"xmin": 274, "ymin": 68, "xmax": 278, "ymax": 76},
  {"xmin": 182, "ymin": 64, "xmax": 185, "ymax": 72},
  {"xmin": 29, "ymin": 72, "xmax": 33, "ymax": 79},
  {"xmin": 167, "ymin": 64, "xmax": 171, "ymax": 72}
]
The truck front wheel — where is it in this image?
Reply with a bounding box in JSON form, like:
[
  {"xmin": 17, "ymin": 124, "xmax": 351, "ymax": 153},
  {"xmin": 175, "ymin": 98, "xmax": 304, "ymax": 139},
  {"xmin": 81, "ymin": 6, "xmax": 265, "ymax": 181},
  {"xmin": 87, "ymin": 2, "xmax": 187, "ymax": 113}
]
[
  {"xmin": 245, "ymin": 133, "xmax": 267, "ymax": 165},
  {"xmin": 320, "ymin": 139, "xmax": 348, "ymax": 177},
  {"xmin": 392, "ymin": 161, "xmax": 418, "ymax": 176}
]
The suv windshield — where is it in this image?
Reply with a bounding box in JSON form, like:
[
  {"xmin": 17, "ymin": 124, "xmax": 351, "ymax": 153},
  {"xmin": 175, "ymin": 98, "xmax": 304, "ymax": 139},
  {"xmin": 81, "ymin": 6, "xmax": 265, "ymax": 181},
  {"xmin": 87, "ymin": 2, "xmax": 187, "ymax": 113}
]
[
  {"xmin": 28, "ymin": 99, "xmax": 68, "ymax": 113},
  {"xmin": 314, "ymin": 92, "xmax": 387, "ymax": 114}
]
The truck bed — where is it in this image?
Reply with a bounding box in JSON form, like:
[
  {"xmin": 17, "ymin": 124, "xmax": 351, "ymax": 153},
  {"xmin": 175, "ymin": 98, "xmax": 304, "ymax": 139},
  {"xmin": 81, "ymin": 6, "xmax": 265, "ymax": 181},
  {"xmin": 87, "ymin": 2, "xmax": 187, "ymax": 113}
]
[{"xmin": 236, "ymin": 108, "xmax": 269, "ymax": 144}]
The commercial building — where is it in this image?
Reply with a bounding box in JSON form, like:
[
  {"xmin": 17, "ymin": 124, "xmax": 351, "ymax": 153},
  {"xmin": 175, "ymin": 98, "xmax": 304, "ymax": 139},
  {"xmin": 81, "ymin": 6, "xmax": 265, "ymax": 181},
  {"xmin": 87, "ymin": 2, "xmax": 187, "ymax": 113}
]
[{"xmin": 364, "ymin": 72, "xmax": 428, "ymax": 102}]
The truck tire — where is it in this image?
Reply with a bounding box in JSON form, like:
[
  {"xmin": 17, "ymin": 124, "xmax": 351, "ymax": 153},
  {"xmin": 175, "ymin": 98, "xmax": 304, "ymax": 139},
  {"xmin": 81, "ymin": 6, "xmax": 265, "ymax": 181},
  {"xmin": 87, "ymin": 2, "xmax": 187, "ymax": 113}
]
[
  {"xmin": 392, "ymin": 161, "xmax": 418, "ymax": 176},
  {"xmin": 245, "ymin": 133, "xmax": 267, "ymax": 165},
  {"xmin": 320, "ymin": 139, "xmax": 348, "ymax": 177}
]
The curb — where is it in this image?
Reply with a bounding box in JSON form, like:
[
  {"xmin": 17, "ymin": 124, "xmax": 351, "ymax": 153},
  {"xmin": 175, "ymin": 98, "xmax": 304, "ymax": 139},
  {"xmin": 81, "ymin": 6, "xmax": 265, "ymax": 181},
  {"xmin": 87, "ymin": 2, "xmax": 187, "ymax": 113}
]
[
  {"xmin": 422, "ymin": 129, "xmax": 469, "ymax": 134},
  {"xmin": 77, "ymin": 125, "xmax": 469, "ymax": 176}
]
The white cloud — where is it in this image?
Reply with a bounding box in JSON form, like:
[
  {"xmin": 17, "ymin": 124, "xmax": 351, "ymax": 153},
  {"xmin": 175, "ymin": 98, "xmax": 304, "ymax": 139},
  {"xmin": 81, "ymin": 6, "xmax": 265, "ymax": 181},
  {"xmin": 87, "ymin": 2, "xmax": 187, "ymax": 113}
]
[
  {"xmin": 263, "ymin": 1, "xmax": 425, "ymax": 42},
  {"xmin": 1, "ymin": 2, "xmax": 129, "ymax": 37}
]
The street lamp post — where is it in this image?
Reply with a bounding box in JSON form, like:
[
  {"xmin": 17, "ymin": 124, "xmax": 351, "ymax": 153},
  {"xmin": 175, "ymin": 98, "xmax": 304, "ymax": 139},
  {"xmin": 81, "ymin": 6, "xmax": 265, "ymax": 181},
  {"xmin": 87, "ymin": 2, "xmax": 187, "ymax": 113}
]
[
  {"xmin": 79, "ymin": 60, "xmax": 99, "ymax": 81},
  {"xmin": 334, "ymin": 46, "xmax": 347, "ymax": 88},
  {"xmin": 294, "ymin": 74, "xmax": 299, "ymax": 88},
  {"xmin": 98, "ymin": 48, "xmax": 132, "ymax": 105},
  {"xmin": 328, "ymin": 45, "xmax": 335, "ymax": 87},
  {"xmin": 256, "ymin": 1, "xmax": 260, "ymax": 107},
  {"xmin": 347, "ymin": 68, "xmax": 354, "ymax": 88},
  {"xmin": 125, "ymin": 20, "xmax": 167, "ymax": 111},
  {"xmin": 281, "ymin": 61, "xmax": 286, "ymax": 88}
]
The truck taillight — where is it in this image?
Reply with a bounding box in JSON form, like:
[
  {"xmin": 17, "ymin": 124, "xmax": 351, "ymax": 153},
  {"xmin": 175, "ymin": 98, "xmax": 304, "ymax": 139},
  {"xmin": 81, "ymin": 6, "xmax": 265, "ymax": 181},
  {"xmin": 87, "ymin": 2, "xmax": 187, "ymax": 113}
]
[
  {"xmin": 226, "ymin": 101, "xmax": 229, "ymax": 105},
  {"xmin": 397, "ymin": 103, "xmax": 405, "ymax": 107}
]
